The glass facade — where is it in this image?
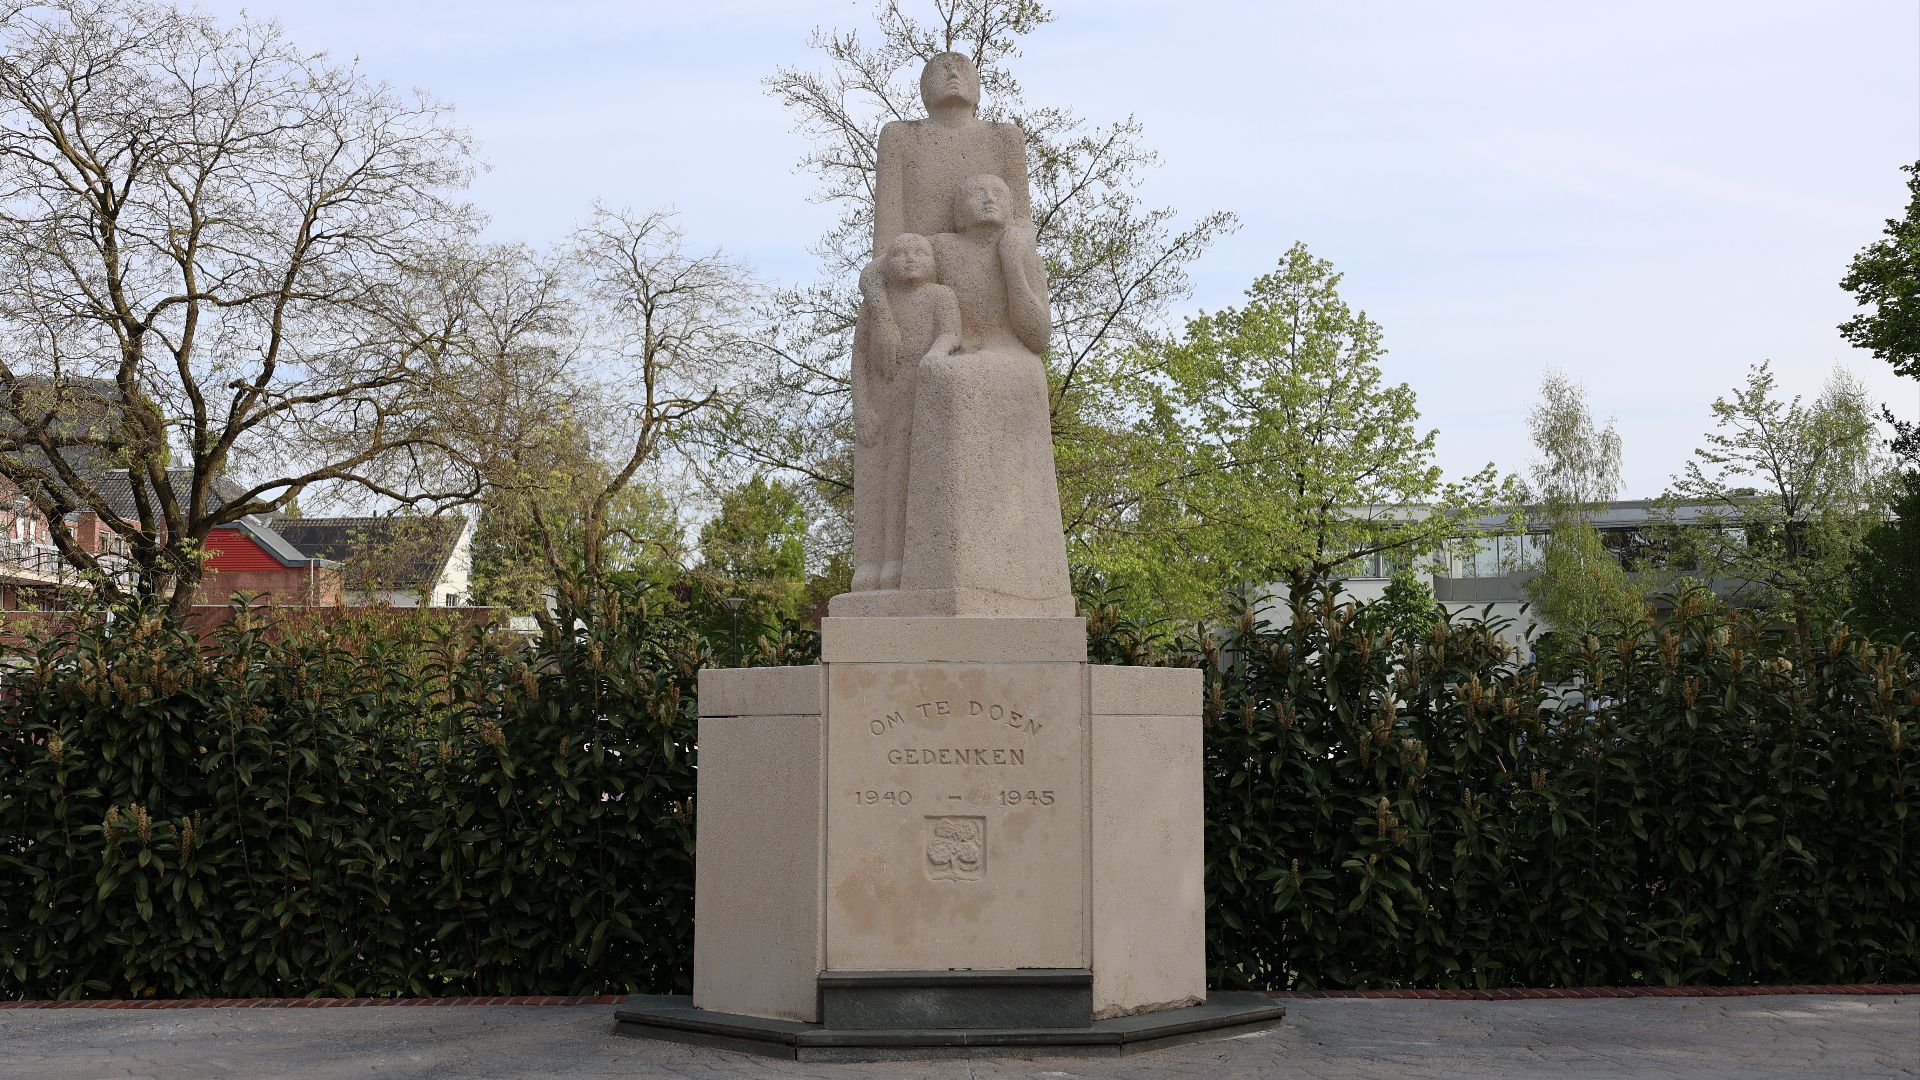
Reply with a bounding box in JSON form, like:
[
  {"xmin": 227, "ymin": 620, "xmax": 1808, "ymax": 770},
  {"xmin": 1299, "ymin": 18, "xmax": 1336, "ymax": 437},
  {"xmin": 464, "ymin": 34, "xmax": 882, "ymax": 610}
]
[
  {"xmin": 1454, "ymin": 533, "xmax": 1545, "ymax": 578},
  {"xmin": 1343, "ymin": 548, "xmax": 1412, "ymax": 579}
]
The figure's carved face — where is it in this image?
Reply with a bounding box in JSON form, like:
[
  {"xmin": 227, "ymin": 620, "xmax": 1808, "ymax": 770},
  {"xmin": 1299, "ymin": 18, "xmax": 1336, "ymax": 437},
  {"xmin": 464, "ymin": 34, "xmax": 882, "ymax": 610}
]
[
  {"xmin": 920, "ymin": 52, "xmax": 980, "ymax": 111},
  {"xmin": 954, "ymin": 175, "xmax": 1011, "ymax": 230},
  {"xmin": 887, "ymin": 234, "xmax": 935, "ymax": 284}
]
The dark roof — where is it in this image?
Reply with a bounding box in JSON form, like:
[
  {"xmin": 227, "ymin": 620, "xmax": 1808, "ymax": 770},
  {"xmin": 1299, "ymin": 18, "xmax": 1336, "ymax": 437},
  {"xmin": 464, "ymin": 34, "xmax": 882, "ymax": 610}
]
[
  {"xmin": 0, "ymin": 375, "xmax": 131, "ymax": 488},
  {"xmin": 93, "ymin": 468, "xmax": 247, "ymax": 520},
  {"xmin": 3, "ymin": 382, "xmax": 288, "ymax": 532},
  {"xmin": 86, "ymin": 469, "xmax": 325, "ymax": 568},
  {"xmin": 270, "ymin": 516, "xmax": 467, "ymax": 587}
]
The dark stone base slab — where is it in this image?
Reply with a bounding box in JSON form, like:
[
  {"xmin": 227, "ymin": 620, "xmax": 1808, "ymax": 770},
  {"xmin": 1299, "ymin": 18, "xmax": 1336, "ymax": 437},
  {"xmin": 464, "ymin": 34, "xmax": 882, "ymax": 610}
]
[
  {"xmin": 612, "ymin": 992, "xmax": 1287, "ymax": 1061},
  {"xmin": 819, "ymin": 968, "xmax": 1091, "ymax": 1029}
]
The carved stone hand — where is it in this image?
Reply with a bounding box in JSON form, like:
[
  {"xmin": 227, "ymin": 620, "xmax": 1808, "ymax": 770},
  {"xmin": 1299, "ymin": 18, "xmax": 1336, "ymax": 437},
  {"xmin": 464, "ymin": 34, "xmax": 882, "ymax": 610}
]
[
  {"xmin": 859, "ymin": 256, "xmax": 887, "ymax": 298},
  {"xmin": 997, "ymin": 222, "xmax": 1036, "ymax": 265}
]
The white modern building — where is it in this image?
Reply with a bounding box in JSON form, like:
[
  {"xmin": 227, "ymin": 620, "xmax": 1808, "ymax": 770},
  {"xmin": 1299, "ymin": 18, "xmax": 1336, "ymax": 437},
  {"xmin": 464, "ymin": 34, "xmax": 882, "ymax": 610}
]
[{"xmin": 1258, "ymin": 499, "xmax": 1733, "ymax": 654}]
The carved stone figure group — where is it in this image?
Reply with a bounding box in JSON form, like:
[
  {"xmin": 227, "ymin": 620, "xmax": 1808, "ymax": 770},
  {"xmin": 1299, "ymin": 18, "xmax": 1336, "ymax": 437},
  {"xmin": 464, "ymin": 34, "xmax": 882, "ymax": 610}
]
[{"xmin": 837, "ymin": 53, "xmax": 1073, "ymax": 619}]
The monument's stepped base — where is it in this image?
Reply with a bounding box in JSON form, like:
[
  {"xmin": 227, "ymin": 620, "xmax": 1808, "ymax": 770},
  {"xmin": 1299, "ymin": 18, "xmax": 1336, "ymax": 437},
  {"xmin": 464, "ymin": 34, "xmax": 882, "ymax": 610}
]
[
  {"xmin": 617, "ymin": 615, "xmax": 1285, "ymax": 1058},
  {"xmin": 611, "ymin": 991, "xmax": 1289, "ymax": 1062}
]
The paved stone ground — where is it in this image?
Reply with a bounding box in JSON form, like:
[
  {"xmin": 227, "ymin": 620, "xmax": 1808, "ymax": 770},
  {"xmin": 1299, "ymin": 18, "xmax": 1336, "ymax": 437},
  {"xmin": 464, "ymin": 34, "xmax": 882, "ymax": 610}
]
[{"xmin": 0, "ymin": 995, "xmax": 1913, "ymax": 1079}]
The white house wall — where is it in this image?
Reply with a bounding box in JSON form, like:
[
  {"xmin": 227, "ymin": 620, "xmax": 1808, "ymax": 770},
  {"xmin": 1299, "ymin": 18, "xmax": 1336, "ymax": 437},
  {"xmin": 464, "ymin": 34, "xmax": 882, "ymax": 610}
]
[
  {"xmin": 346, "ymin": 588, "xmax": 426, "ymax": 608},
  {"xmin": 436, "ymin": 520, "xmax": 472, "ymax": 607}
]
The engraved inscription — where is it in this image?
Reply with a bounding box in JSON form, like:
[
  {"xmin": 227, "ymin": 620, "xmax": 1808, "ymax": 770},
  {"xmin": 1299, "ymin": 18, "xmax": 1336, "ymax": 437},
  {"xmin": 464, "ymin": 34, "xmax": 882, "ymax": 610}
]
[
  {"xmin": 886, "ymin": 747, "xmax": 1025, "ymax": 766},
  {"xmin": 824, "ymin": 663, "xmax": 1085, "ymax": 970},
  {"xmin": 926, "ymin": 816, "xmax": 985, "ymax": 881},
  {"xmin": 969, "ymin": 699, "xmax": 1041, "ymax": 735},
  {"xmin": 866, "ymin": 699, "xmax": 1042, "ymax": 737}
]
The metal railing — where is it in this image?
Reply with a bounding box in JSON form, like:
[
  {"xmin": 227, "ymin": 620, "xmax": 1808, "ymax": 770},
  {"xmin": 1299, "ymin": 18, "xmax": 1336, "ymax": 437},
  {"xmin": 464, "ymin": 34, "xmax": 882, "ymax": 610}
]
[{"xmin": 0, "ymin": 538, "xmax": 138, "ymax": 593}]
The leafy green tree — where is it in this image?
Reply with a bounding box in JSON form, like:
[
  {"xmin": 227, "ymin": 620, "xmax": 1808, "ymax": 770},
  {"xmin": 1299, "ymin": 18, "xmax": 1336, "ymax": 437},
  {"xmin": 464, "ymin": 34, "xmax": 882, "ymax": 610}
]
[
  {"xmin": 1355, "ymin": 567, "xmax": 1441, "ymax": 657},
  {"xmin": 471, "ymin": 475, "xmax": 687, "ymax": 617},
  {"xmin": 1087, "ymin": 244, "xmax": 1515, "ymax": 619},
  {"xmin": 1666, "ymin": 362, "xmax": 1886, "ymax": 642},
  {"xmin": 1522, "ymin": 372, "xmax": 1646, "ymax": 631},
  {"xmin": 798, "ymin": 551, "xmax": 853, "ymax": 623},
  {"xmin": 696, "ymin": 476, "xmax": 809, "ymax": 629},
  {"xmin": 1840, "ymin": 161, "xmax": 1920, "ymax": 379},
  {"xmin": 469, "ymin": 493, "xmax": 553, "ymax": 615},
  {"xmin": 1849, "ymin": 470, "xmax": 1920, "ymax": 642},
  {"xmin": 1836, "ymin": 160, "xmax": 1920, "ymax": 641}
]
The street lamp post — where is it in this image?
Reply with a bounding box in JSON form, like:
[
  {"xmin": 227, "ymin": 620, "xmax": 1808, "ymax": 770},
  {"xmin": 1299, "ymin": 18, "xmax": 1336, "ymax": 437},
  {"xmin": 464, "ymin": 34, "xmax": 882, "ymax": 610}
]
[{"xmin": 719, "ymin": 596, "xmax": 747, "ymax": 667}]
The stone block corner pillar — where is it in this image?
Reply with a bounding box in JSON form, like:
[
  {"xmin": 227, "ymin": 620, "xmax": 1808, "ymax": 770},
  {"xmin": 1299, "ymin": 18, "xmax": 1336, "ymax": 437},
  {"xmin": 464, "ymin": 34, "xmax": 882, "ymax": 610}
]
[
  {"xmin": 1089, "ymin": 664, "xmax": 1206, "ymax": 1019},
  {"xmin": 691, "ymin": 664, "xmax": 825, "ymax": 1022}
]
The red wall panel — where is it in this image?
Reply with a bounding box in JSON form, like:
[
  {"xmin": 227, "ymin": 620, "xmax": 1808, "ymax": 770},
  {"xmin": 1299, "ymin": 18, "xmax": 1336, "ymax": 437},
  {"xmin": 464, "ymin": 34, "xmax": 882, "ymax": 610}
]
[{"xmin": 202, "ymin": 528, "xmax": 285, "ymax": 571}]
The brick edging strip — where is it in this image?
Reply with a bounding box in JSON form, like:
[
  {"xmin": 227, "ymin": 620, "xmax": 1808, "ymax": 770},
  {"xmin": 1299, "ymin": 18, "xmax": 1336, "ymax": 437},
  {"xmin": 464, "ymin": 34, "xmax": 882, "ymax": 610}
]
[
  {"xmin": 0, "ymin": 995, "xmax": 623, "ymax": 1009},
  {"xmin": 1267, "ymin": 984, "xmax": 1919, "ymax": 1000},
  {"xmin": 2, "ymin": 986, "xmax": 1913, "ymax": 1008}
]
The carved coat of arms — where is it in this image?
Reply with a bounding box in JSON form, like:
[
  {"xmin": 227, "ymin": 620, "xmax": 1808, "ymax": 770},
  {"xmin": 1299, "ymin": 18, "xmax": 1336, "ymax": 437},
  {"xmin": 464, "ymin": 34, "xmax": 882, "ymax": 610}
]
[{"xmin": 926, "ymin": 816, "xmax": 984, "ymax": 881}]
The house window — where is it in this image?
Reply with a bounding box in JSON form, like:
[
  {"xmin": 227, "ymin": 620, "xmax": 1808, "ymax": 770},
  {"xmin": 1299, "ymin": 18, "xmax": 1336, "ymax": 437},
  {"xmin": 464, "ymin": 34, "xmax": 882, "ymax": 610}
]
[
  {"xmin": 1600, "ymin": 527, "xmax": 1653, "ymax": 571},
  {"xmin": 1457, "ymin": 534, "xmax": 1546, "ymax": 578},
  {"xmin": 444, "ymin": 592, "xmax": 459, "ymax": 608}
]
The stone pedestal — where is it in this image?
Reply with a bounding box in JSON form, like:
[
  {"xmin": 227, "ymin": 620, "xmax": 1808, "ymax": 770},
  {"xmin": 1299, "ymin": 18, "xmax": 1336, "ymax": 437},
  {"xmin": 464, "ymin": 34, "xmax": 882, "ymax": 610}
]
[
  {"xmin": 621, "ymin": 616, "xmax": 1284, "ymax": 1058},
  {"xmin": 821, "ymin": 617, "xmax": 1091, "ymax": 978}
]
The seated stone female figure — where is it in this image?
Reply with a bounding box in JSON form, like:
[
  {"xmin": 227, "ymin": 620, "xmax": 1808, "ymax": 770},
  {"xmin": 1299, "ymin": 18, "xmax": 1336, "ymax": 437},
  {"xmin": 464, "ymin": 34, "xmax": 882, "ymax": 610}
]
[{"xmin": 890, "ymin": 174, "xmax": 1072, "ymax": 617}]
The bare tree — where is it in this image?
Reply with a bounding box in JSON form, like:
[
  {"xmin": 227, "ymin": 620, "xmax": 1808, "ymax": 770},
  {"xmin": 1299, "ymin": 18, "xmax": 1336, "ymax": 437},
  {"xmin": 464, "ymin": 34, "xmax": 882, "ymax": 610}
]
[
  {"xmin": 556, "ymin": 207, "xmax": 750, "ymax": 606},
  {"xmin": 0, "ymin": 0, "xmax": 481, "ymax": 615},
  {"xmin": 374, "ymin": 241, "xmax": 582, "ymax": 613},
  {"xmin": 442, "ymin": 208, "xmax": 752, "ymax": 620},
  {"xmin": 395, "ymin": 242, "xmax": 578, "ymax": 501}
]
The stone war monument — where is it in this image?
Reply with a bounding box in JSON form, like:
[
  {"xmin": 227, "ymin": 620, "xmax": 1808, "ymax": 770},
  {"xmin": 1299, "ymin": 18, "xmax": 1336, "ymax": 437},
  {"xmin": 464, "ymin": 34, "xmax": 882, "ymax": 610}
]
[{"xmin": 615, "ymin": 52, "xmax": 1286, "ymax": 1061}]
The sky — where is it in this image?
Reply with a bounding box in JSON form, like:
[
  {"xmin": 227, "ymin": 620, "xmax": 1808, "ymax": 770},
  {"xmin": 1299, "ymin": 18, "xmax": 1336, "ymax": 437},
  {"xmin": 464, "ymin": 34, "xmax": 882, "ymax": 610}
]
[{"xmin": 200, "ymin": 0, "xmax": 1920, "ymax": 498}]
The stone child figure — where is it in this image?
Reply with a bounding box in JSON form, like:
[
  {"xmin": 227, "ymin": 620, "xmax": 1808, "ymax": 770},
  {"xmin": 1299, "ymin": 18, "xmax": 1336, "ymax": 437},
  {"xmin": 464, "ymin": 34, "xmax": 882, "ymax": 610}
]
[
  {"xmin": 850, "ymin": 233, "xmax": 960, "ymax": 592},
  {"xmin": 873, "ymin": 52, "xmax": 1031, "ymax": 256}
]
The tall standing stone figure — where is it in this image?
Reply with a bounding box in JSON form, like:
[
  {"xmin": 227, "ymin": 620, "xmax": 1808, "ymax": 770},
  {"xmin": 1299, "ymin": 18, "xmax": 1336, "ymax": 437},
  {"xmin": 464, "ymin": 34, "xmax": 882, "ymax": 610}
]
[
  {"xmin": 872, "ymin": 52, "xmax": 1030, "ymax": 255},
  {"xmin": 838, "ymin": 52, "xmax": 1074, "ymax": 618},
  {"xmin": 616, "ymin": 49, "xmax": 1285, "ymax": 1061}
]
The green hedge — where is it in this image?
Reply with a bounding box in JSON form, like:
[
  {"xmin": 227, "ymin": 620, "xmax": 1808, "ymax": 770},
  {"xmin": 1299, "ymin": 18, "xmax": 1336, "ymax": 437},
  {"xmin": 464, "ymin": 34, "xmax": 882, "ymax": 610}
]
[
  {"xmin": 1, "ymin": 589, "xmax": 1913, "ymax": 999},
  {"xmin": 1, "ymin": 595, "xmax": 708, "ymax": 998},
  {"xmin": 1198, "ymin": 590, "xmax": 1918, "ymax": 989}
]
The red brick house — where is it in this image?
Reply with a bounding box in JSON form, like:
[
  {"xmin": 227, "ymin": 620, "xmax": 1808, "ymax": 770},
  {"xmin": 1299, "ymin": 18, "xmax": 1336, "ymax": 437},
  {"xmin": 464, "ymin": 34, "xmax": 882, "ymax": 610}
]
[
  {"xmin": 87, "ymin": 469, "xmax": 342, "ymax": 607},
  {"xmin": 0, "ymin": 466, "xmax": 501, "ymax": 613},
  {"xmin": 0, "ymin": 478, "xmax": 135, "ymax": 610},
  {"xmin": 198, "ymin": 517, "xmax": 343, "ymax": 606}
]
